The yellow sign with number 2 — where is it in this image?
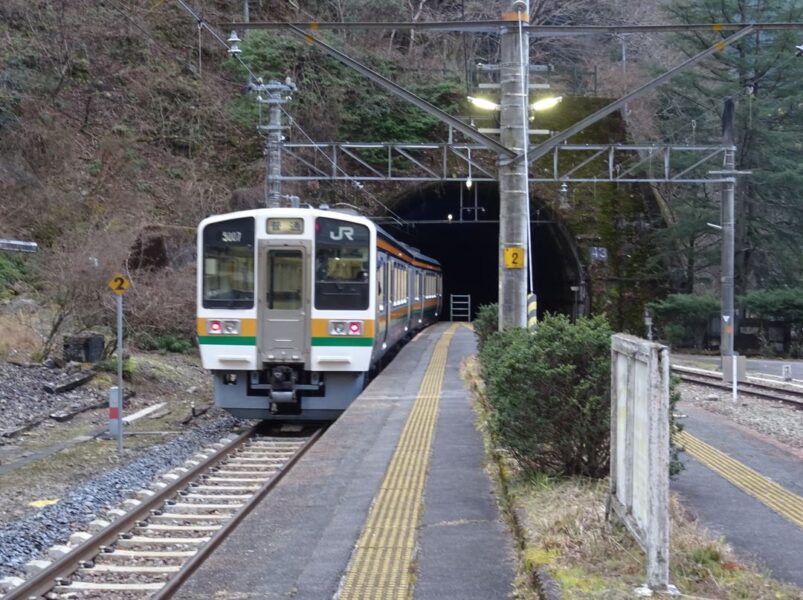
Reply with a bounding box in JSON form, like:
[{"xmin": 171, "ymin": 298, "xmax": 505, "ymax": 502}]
[
  {"xmin": 108, "ymin": 274, "xmax": 130, "ymax": 295},
  {"xmin": 504, "ymin": 246, "xmax": 525, "ymax": 269}
]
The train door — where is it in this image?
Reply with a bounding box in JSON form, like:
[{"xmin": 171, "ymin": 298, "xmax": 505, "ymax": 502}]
[
  {"xmin": 417, "ymin": 271, "xmax": 424, "ymax": 325},
  {"xmin": 377, "ymin": 257, "xmax": 388, "ymax": 344},
  {"xmin": 258, "ymin": 243, "xmax": 310, "ymax": 364},
  {"xmin": 405, "ymin": 264, "xmax": 412, "ymax": 330}
]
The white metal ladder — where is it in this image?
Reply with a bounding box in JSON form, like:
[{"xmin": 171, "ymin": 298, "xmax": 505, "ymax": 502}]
[{"xmin": 450, "ymin": 294, "xmax": 471, "ymax": 321}]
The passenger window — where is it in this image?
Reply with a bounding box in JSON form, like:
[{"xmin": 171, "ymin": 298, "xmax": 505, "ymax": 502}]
[
  {"xmin": 267, "ymin": 250, "xmax": 302, "ymax": 310},
  {"xmin": 314, "ymin": 217, "xmax": 370, "ymax": 310}
]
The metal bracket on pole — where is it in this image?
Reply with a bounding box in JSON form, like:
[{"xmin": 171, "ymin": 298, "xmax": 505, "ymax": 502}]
[
  {"xmin": 518, "ymin": 25, "xmax": 756, "ymax": 165},
  {"xmin": 0, "ymin": 239, "xmax": 38, "ymax": 253}
]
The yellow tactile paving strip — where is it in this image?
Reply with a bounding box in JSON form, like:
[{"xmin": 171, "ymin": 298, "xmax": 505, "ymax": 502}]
[
  {"xmin": 674, "ymin": 430, "xmax": 803, "ymax": 529},
  {"xmin": 339, "ymin": 324, "xmax": 458, "ymax": 600}
]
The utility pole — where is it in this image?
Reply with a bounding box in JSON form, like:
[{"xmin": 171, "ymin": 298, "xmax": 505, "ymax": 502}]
[
  {"xmin": 254, "ymin": 79, "xmax": 295, "ymax": 207},
  {"xmin": 711, "ymin": 97, "xmax": 750, "ymax": 379},
  {"xmin": 720, "ymin": 97, "xmax": 736, "ymax": 358},
  {"xmin": 498, "ymin": 0, "xmax": 530, "ymax": 329}
]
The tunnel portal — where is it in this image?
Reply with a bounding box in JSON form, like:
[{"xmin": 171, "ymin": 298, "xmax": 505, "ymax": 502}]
[{"xmin": 381, "ymin": 182, "xmax": 586, "ymax": 321}]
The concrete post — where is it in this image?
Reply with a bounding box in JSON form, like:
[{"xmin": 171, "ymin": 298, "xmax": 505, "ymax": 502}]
[
  {"xmin": 720, "ymin": 97, "xmax": 735, "ymax": 358},
  {"xmin": 266, "ymin": 100, "xmax": 282, "ymax": 207},
  {"xmin": 498, "ymin": 0, "xmax": 530, "ymax": 329},
  {"xmin": 255, "ymin": 80, "xmax": 294, "ymax": 208}
]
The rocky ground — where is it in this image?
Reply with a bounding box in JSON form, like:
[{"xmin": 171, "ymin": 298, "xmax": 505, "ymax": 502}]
[
  {"xmin": 0, "ymin": 361, "xmax": 107, "ymax": 437},
  {"xmin": 0, "ymin": 349, "xmax": 248, "ymax": 578}
]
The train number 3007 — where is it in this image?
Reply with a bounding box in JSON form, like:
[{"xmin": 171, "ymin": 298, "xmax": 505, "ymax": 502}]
[{"xmin": 221, "ymin": 231, "xmax": 242, "ymax": 243}]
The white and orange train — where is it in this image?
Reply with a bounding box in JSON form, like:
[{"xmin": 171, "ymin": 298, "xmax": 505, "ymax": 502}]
[{"xmin": 197, "ymin": 206, "xmax": 442, "ymax": 420}]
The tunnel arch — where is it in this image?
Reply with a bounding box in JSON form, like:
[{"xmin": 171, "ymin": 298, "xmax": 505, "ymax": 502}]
[{"xmin": 379, "ymin": 181, "xmax": 588, "ymax": 320}]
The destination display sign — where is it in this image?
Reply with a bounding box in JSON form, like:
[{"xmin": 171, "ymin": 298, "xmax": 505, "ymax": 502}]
[{"xmin": 267, "ymin": 218, "xmax": 304, "ymax": 235}]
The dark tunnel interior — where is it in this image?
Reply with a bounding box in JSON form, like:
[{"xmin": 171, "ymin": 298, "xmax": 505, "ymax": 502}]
[{"xmin": 381, "ymin": 182, "xmax": 582, "ymax": 320}]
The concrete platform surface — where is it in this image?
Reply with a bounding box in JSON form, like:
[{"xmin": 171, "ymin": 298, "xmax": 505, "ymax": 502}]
[
  {"xmin": 672, "ymin": 403, "xmax": 803, "ymax": 587},
  {"xmin": 175, "ymin": 323, "xmax": 516, "ymax": 599}
]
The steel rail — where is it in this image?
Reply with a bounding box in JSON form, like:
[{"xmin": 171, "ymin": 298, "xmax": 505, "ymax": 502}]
[
  {"xmin": 153, "ymin": 427, "xmax": 323, "ymax": 599},
  {"xmin": 672, "ymin": 366, "xmax": 803, "ymax": 409},
  {"xmin": 2, "ymin": 428, "xmax": 257, "ymax": 600}
]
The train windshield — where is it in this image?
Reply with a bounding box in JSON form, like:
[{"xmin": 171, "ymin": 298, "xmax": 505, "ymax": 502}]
[
  {"xmin": 315, "ymin": 217, "xmax": 370, "ymax": 310},
  {"xmin": 202, "ymin": 217, "xmax": 255, "ymax": 309}
]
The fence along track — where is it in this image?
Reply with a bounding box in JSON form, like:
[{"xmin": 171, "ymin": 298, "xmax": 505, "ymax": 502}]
[
  {"xmin": 672, "ymin": 364, "xmax": 803, "ymax": 409},
  {"xmin": 4, "ymin": 427, "xmax": 322, "ymax": 600}
]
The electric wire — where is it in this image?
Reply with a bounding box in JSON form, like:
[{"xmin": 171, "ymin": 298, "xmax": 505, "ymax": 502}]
[
  {"xmin": 518, "ymin": 11, "xmax": 534, "ymax": 294},
  {"xmin": 279, "ymin": 107, "xmax": 407, "ymax": 226},
  {"xmin": 171, "ymin": 1, "xmax": 408, "ymax": 226}
]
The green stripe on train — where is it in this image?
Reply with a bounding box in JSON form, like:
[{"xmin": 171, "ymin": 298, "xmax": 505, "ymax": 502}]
[
  {"xmin": 198, "ymin": 336, "xmax": 257, "ymax": 345},
  {"xmin": 311, "ymin": 337, "xmax": 374, "ymax": 347}
]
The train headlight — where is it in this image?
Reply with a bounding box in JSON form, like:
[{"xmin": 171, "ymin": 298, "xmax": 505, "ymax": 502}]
[
  {"xmin": 222, "ymin": 320, "xmax": 241, "ymax": 335},
  {"xmin": 328, "ymin": 320, "xmax": 363, "ymax": 336},
  {"xmin": 329, "ymin": 321, "xmax": 347, "ymax": 336},
  {"xmin": 207, "ymin": 319, "xmax": 240, "ymax": 335}
]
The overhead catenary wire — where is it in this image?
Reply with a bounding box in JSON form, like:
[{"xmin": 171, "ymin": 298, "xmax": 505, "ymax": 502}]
[
  {"xmin": 279, "ymin": 107, "xmax": 407, "ymax": 227},
  {"xmin": 169, "ymin": 1, "xmax": 410, "ymax": 225}
]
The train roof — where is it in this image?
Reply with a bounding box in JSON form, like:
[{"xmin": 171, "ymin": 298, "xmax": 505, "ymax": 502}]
[
  {"xmin": 199, "ymin": 207, "xmax": 441, "ymax": 270},
  {"xmin": 374, "ymin": 223, "xmax": 441, "ymax": 269}
]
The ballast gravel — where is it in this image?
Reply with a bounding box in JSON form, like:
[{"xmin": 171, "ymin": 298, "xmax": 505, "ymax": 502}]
[
  {"xmin": 0, "ymin": 362, "xmax": 104, "ymax": 436},
  {"xmin": 679, "ymin": 381, "xmax": 803, "ymax": 450},
  {"xmin": 0, "ymin": 416, "xmax": 238, "ymax": 578}
]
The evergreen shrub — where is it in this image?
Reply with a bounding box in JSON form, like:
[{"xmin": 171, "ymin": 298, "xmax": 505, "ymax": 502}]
[
  {"xmin": 649, "ymin": 294, "xmax": 719, "ymax": 349},
  {"xmin": 479, "ymin": 314, "xmax": 613, "ymax": 478},
  {"xmin": 472, "ymin": 303, "xmax": 498, "ymax": 352}
]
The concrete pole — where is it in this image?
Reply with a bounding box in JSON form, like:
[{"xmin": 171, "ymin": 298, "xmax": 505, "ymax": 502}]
[
  {"xmin": 720, "ymin": 97, "xmax": 735, "ymax": 358},
  {"xmin": 266, "ymin": 96, "xmax": 283, "ymax": 207},
  {"xmin": 498, "ymin": 0, "xmax": 530, "ymax": 329}
]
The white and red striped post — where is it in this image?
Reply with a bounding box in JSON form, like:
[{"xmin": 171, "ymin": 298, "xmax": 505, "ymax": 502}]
[{"xmin": 109, "ymin": 386, "xmax": 122, "ymax": 453}]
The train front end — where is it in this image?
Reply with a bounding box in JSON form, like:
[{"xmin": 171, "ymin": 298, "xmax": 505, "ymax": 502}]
[{"xmin": 197, "ymin": 208, "xmax": 376, "ymax": 420}]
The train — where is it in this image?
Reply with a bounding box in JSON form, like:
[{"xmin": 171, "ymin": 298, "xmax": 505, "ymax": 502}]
[{"xmin": 196, "ymin": 206, "xmax": 442, "ymax": 420}]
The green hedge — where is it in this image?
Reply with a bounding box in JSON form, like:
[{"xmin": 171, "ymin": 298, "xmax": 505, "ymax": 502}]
[
  {"xmin": 649, "ymin": 294, "xmax": 719, "ymax": 349},
  {"xmin": 472, "ymin": 303, "xmax": 498, "ymax": 352},
  {"xmin": 479, "ymin": 314, "xmax": 613, "ymax": 478}
]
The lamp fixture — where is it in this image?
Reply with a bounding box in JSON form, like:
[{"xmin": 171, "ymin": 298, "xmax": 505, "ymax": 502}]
[
  {"xmin": 467, "ymin": 96, "xmax": 500, "ymax": 111},
  {"xmin": 531, "ymin": 96, "xmax": 562, "ymax": 111}
]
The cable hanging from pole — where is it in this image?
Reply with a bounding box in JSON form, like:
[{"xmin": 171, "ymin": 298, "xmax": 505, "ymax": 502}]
[{"xmin": 517, "ymin": 7, "xmax": 534, "ymax": 294}]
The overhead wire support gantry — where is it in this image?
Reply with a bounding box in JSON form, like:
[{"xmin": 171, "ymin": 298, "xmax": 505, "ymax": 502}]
[{"xmin": 278, "ymin": 141, "xmax": 734, "ymax": 184}]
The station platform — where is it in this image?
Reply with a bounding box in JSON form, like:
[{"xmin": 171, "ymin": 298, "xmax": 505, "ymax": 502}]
[
  {"xmin": 175, "ymin": 322, "xmax": 516, "ymax": 600},
  {"xmin": 672, "ymin": 404, "xmax": 803, "ymax": 588}
]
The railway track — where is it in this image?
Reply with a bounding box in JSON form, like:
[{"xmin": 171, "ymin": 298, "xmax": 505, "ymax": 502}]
[
  {"xmin": 3, "ymin": 426, "xmax": 322, "ymax": 600},
  {"xmin": 673, "ymin": 364, "xmax": 803, "ymax": 409}
]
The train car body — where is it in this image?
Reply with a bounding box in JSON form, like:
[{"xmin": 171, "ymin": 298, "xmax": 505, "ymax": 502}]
[{"xmin": 197, "ymin": 207, "xmax": 442, "ymax": 420}]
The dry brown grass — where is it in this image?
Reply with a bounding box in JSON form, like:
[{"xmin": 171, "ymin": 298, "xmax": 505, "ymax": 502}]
[
  {"xmin": 0, "ymin": 310, "xmax": 42, "ymax": 361},
  {"xmin": 512, "ymin": 477, "xmax": 802, "ymax": 599},
  {"xmin": 461, "ymin": 356, "xmax": 803, "ymax": 600}
]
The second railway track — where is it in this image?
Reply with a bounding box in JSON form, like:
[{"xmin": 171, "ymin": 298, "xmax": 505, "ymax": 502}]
[
  {"xmin": 673, "ymin": 364, "xmax": 803, "ymax": 409},
  {"xmin": 3, "ymin": 426, "xmax": 322, "ymax": 600}
]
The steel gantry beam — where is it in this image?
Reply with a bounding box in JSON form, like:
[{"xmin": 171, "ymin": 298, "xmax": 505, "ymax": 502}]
[
  {"xmin": 226, "ymin": 20, "xmax": 803, "ymax": 36},
  {"xmin": 279, "ymin": 142, "xmax": 731, "ymax": 184},
  {"xmin": 280, "ymin": 24, "xmax": 515, "ymax": 158},
  {"xmin": 522, "ymin": 25, "xmax": 755, "ymax": 164}
]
